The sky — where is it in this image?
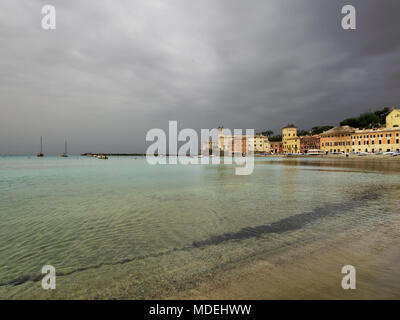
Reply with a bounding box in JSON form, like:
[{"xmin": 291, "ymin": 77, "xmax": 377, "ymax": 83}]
[{"xmin": 1, "ymin": 0, "xmax": 400, "ymax": 154}]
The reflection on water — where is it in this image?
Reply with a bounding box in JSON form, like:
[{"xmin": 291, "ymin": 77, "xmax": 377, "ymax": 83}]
[{"xmin": 0, "ymin": 156, "xmax": 399, "ymax": 299}]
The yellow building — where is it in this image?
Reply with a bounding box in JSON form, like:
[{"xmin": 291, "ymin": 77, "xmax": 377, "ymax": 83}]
[
  {"xmin": 251, "ymin": 134, "xmax": 270, "ymax": 153},
  {"xmin": 320, "ymin": 108, "xmax": 400, "ymax": 153},
  {"xmin": 386, "ymin": 108, "xmax": 400, "ymax": 128},
  {"xmin": 350, "ymin": 108, "xmax": 400, "ymax": 153},
  {"xmin": 351, "ymin": 128, "xmax": 400, "ymax": 153},
  {"xmin": 282, "ymin": 125, "xmax": 300, "ymax": 154}
]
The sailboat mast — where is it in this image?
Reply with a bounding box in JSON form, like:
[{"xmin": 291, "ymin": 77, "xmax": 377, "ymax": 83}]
[
  {"xmin": 65, "ymin": 140, "xmax": 67, "ymax": 154},
  {"xmin": 37, "ymin": 136, "xmax": 44, "ymax": 157}
]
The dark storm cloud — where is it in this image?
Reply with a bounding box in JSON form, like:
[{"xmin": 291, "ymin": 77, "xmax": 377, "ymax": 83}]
[{"xmin": 0, "ymin": 0, "xmax": 399, "ymax": 154}]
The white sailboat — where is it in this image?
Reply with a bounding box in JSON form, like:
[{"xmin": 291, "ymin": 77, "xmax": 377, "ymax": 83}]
[
  {"xmin": 61, "ymin": 140, "xmax": 68, "ymax": 157},
  {"xmin": 37, "ymin": 136, "xmax": 44, "ymax": 157}
]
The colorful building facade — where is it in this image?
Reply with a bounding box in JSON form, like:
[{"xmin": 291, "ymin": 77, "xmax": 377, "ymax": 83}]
[
  {"xmin": 300, "ymin": 135, "xmax": 320, "ymax": 154},
  {"xmin": 204, "ymin": 107, "xmax": 400, "ymax": 156},
  {"xmin": 202, "ymin": 127, "xmax": 269, "ymax": 155},
  {"xmin": 269, "ymin": 141, "xmax": 283, "ymax": 154},
  {"xmin": 320, "ymin": 125, "xmax": 354, "ymax": 153},
  {"xmin": 252, "ymin": 134, "xmax": 270, "ymax": 153},
  {"xmin": 351, "ymin": 128, "xmax": 400, "ymax": 153},
  {"xmin": 386, "ymin": 108, "xmax": 400, "ymax": 128},
  {"xmin": 320, "ymin": 108, "xmax": 400, "ymax": 153},
  {"xmin": 282, "ymin": 125, "xmax": 300, "ymax": 154}
]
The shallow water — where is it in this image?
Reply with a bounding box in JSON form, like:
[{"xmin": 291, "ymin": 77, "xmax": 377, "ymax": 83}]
[{"xmin": 0, "ymin": 156, "xmax": 399, "ymax": 299}]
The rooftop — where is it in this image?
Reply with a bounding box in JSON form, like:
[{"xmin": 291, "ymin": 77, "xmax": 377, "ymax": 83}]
[
  {"xmin": 282, "ymin": 124, "xmax": 297, "ymax": 129},
  {"xmin": 320, "ymin": 125, "xmax": 356, "ymax": 136}
]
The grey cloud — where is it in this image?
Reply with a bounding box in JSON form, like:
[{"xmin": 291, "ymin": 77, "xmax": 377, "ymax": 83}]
[{"xmin": 0, "ymin": 0, "xmax": 400, "ymax": 154}]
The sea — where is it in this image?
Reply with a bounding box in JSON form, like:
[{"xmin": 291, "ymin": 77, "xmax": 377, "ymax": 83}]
[{"xmin": 0, "ymin": 155, "xmax": 399, "ymax": 299}]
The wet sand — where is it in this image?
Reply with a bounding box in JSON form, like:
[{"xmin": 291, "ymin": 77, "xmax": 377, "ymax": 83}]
[{"xmin": 168, "ymin": 214, "xmax": 400, "ymax": 300}]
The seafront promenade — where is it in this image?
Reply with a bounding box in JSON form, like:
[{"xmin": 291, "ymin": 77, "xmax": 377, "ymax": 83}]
[{"xmin": 258, "ymin": 153, "xmax": 400, "ymax": 161}]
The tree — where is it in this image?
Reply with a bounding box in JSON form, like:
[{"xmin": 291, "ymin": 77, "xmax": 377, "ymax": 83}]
[
  {"xmin": 311, "ymin": 126, "xmax": 333, "ymax": 135},
  {"xmin": 261, "ymin": 130, "xmax": 274, "ymax": 137},
  {"xmin": 340, "ymin": 107, "xmax": 390, "ymax": 129},
  {"xmin": 269, "ymin": 135, "xmax": 282, "ymax": 142},
  {"xmin": 297, "ymin": 129, "xmax": 311, "ymax": 136}
]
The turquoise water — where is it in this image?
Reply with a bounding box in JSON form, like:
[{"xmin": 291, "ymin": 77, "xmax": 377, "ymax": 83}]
[{"xmin": 0, "ymin": 156, "xmax": 399, "ymax": 299}]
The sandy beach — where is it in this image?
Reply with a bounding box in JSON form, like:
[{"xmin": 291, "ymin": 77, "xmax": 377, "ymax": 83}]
[{"xmin": 168, "ymin": 213, "xmax": 400, "ymax": 300}]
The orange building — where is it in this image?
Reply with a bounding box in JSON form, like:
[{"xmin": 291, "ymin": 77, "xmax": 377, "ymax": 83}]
[{"xmin": 320, "ymin": 126, "xmax": 355, "ymax": 153}]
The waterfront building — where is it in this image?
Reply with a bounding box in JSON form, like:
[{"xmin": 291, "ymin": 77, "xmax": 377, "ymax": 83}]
[
  {"xmin": 300, "ymin": 135, "xmax": 320, "ymax": 154},
  {"xmin": 204, "ymin": 108, "xmax": 400, "ymax": 156},
  {"xmin": 232, "ymin": 135, "xmax": 248, "ymax": 155},
  {"xmin": 201, "ymin": 140, "xmax": 219, "ymax": 155},
  {"xmin": 252, "ymin": 134, "xmax": 270, "ymax": 153},
  {"xmin": 386, "ymin": 108, "xmax": 400, "ymax": 128},
  {"xmin": 282, "ymin": 125, "xmax": 300, "ymax": 154},
  {"xmin": 231, "ymin": 133, "xmax": 270, "ymax": 154},
  {"xmin": 320, "ymin": 108, "xmax": 400, "ymax": 153},
  {"xmin": 320, "ymin": 125, "xmax": 355, "ymax": 153},
  {"xmin": 202, "ymin": 127, "xmax": 269, "ymax": 155},
  {"xmin": 269, "ymin": 141, "xmax": 283, "ymax": 154},
  {"xmin": 351, "ymin": 128, "xmax": 400, "ymax": 153}
]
